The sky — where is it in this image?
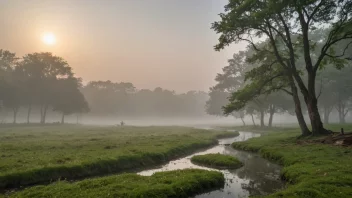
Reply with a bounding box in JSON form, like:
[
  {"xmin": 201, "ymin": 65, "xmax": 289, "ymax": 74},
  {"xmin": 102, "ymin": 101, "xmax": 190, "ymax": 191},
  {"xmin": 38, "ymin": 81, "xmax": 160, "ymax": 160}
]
[{"xmin": 0, "ymin": 0, "xmax": 246, "ymax": 92}]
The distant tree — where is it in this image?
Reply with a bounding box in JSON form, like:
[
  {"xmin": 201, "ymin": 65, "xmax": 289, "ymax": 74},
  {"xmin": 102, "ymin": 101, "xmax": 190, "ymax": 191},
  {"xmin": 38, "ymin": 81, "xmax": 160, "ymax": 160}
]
[
  {"xmin": 205, "ymin": 89, "xmax": 229, "ymax": 117},
  {"xmin": 179, "ymin": 91, "xmax": 209, "ymax": 117},
  {"xmin": 206, "ymin": 51, "xmax": 252, "ymax": 126},
  {"xmin": 2, "ymin": 82, "xmax": 21, "ymax": 123},
  {"xmin": 245, "ymin": 103, "xmax": 257, "ymax": 126},
  {"xmin": 266, "ymin": 93, "xmax": 295, "ymax": 127},
  {"xmin": 221, "ymin": 46, "xmax": 297, "ymax": 128},
  {"xmin": 82, "ymin": 81, "xmax": 135, "ymax": 116},
  {"xmin": 0, "ymin": 50, "xmax": 20, "ymax": 123},
  {"xmin": 53, "ymin": 78, "xmax": 89, "ymax": 124},
  {"xmin": 319, "ymin": 65, "xmax": 352, "ymax": 124}
]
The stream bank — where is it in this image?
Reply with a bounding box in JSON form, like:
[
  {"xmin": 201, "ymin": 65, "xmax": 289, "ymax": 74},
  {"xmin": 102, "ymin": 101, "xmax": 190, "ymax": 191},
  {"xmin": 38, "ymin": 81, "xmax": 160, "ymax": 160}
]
[{"xmin": 139, "ymin": 131, "xmax": 284, "ymax": 198}]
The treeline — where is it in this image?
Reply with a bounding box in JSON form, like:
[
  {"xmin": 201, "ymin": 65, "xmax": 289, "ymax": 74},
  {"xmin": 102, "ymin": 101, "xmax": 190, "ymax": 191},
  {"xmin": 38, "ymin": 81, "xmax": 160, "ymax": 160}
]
[
  {"xmin": 81, "ymin": 81, "xmax": 208, "ymax": 117},
  {"xmin": 211, "ymin": 0, "xmax": 352, "ymax": 136},
  {"xmin": 206, "ymin": 52, "xmax": 295, "ymax": 127},
  {"xmin": 0, "ymin": 51, "xmax": 89, "ymax": 124},
  {"xmin": 206, "ymin": 48, "xmax": 352, "ymax": 127},
  {"xmin": 0, "ymin": 50, "xmax": 209, "ymax": 124}
]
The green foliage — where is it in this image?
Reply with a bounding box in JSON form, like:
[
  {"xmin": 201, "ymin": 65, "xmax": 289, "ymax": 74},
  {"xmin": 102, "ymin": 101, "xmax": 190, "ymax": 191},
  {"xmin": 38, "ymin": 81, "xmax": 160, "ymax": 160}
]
[
  {"xmin": 213, "ymin": 0, "xmax": 352, "ymax": 134},
  {"xmin": 206, "ymin": 51, "xmax": 249, "ymax": 118},
  {"xmin": 0, "ymin": 51, "xmax": 89, "ymax": 124},
  {"xmin": 9, "ymin": 169, "xmax": 224, "ymax": 198},
  {"xmin": 191, "ymin": 153, "xmax": 243, "ymax": 169},
  {"xmin": 232, "ymin": 124, "xmax": 352, "ymax": 198},
  {"xmin": 0, "ymin": 125, "xmax": 237, "ymax": 189}
]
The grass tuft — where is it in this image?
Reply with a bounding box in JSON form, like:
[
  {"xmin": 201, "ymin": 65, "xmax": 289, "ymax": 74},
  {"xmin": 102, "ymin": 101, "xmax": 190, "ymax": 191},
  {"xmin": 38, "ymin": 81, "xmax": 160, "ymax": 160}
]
[{"xmin": 191, "ymin": 153, "xmax": 243, "ymax": 169}]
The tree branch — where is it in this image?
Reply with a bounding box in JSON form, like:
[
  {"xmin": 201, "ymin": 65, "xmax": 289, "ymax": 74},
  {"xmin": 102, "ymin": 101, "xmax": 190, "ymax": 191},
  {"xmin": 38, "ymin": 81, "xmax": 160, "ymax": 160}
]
[
  {"xmin": 344, "ymin": 109, "xmax": 349, "ymax": 117},
  {"xmin": 317, "ymin": 77, "xmax": 323, "ymax": 99},
  {"xmin": 307, "ymin": 0, "xmax": 325, "ymax": 24},
  {"xmin": 325, "ymin": 40, "xmax": 352, "ymax": 59},
  {"xmin": 267, "ymin": 19, "xmax": 289, "ymax": 46},
  {"xmin": 281, "ymin": 88, "xmax": 293, "ymax": 96},
  {"xmin": 313, "ymin": 12, "xmax": 352, "ymax": 71},
  {"xmin": 238, "ymin": 37, "xmax": 262, "ymax": 51}
]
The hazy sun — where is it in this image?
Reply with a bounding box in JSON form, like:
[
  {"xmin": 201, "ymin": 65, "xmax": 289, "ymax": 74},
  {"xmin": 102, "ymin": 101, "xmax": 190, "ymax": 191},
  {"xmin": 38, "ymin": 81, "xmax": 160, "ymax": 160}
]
[{"xmin": 42, "ymin": 32, "xmax": 56, "ymax": 45}]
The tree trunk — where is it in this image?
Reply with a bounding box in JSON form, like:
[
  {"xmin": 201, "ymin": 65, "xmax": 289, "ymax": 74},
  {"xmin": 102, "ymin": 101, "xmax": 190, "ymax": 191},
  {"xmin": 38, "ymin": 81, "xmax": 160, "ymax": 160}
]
[
  {"xmin": 13, "ymin": 107, "xmax": 18, "ymax": 124},
  {"xmin": 268, "ymin": 104, "xmax": 275, "ymax": 127},
  {"xmin": 323, "ymin": 105, "xmax": 332, "ymax": 124},
  {"xmin": 267, "ymin": 14, "xmax": 310, "ymax": 136},
  {"xmin": 40, "ymin": 105, "xmax": 44, "ymax": 124},
  {"xmin": 240, "ymin": 117, "xmax": 246, "ymax": 126},
  {"xmin": 250, "ymin": 114, "xmax": 256, "ymax": 126},
  {"xmin": 340, "ymin": 113, "xmax": 346, "ymax": 124},
  {"xmin": 41, "ymin": 104, "xmax": 48, "ymax": 124},
  {"xmin": 61, "ymin": 113, "xmax": 65, "ymax": 124},
  {"xmin": 260, "ymin": 110, "xmax": 265, "ymax": 127},
  {"xmin": 289, "ymin": 76, "xmax": 311, "ymax": 136},
  {"xmin": 305, "ymin": 94, "xmax": 329, "ymax": 135},
  {"xmin": 27, "ymin": 105, "xmax": 32, "ymax": 124},
  {"xmin": 336, "ymin": 101, "xmax": 347, "ymax": 124},
  {"xmin": 294, "ymin": 16, "xmax": 328, "ymax": 135}
]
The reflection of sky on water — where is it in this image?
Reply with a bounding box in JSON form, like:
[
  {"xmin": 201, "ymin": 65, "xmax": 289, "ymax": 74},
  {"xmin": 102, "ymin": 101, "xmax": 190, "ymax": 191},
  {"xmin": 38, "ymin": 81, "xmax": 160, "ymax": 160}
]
[{"xmin": 138, "ymin": 132, "xmax": 284, "ymax": 198}]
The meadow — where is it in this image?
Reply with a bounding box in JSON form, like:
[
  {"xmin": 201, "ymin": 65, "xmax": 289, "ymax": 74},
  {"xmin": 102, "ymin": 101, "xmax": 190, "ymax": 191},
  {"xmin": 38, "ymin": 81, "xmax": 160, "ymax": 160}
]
[
  {"xmin": 0, "ymin": 125, "xmax": 238, "ymax": 189},
  {"xmin": 232, "ymin": 124, "xmax": 352, "ymax": 198},
  {"xmin": 8, "ymin": 169, "xmax": 224, "ymax": 198}
]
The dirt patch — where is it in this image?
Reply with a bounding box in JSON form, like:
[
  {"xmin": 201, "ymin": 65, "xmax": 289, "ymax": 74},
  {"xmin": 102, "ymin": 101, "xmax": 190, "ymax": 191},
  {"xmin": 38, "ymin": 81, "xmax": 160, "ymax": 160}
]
[
  {"xmin": 321, "ymin": 133, "xmax": 352, "ymax": 146},
  {"xmin": 296, "ymin": 132, "xmax": 352, "ymax": 146}
]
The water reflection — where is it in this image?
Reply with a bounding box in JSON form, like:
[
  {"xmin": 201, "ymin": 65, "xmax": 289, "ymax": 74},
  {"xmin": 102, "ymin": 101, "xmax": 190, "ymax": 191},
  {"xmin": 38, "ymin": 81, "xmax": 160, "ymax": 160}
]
[{"xmin": 138, "ymin": 132, "xmax": 284, "ymax": 198}]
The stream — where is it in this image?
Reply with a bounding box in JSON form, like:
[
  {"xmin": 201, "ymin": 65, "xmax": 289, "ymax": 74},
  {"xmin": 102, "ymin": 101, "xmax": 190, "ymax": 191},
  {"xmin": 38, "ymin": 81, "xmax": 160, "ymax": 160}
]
[{"xmin": 138, "ymin": 131, "xmax": 284, "ymax": 198}]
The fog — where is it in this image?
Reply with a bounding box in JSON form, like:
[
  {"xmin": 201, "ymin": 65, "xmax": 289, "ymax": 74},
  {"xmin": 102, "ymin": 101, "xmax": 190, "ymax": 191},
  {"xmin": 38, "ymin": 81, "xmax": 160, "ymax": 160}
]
[
  {"xmin": 0, "ymin": 0, "xmax": 245, "ymax": 93},
  {"xmin": 0, "ymin": 0, "xmax": 351, "ymax": 128},
  {"xmin": 1, "ymin": 1, "xmax": 352, "ymax": 197}
]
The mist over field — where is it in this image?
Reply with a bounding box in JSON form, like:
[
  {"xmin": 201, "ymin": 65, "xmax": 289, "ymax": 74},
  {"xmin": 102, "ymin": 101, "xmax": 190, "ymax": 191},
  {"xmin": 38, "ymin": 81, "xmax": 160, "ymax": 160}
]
[{"xmin": 1, "ymin": 0, "xmax": 352, "ymax": 198}]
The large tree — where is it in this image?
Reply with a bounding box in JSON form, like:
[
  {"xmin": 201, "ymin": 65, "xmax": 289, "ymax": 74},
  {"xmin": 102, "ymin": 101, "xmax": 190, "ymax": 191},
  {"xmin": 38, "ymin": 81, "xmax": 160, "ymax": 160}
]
[
  {"xmin": 223, "ymin": 44, "xmax": 306, "ymax": 130},
  {"xmin": 213, "ymin": 0, "xmax": 352, "ymax": 135},
  {"xmin": 19, "ymin": 52, "xmax": 73, "ymax": 124},
  {"xmin": 0, "ymin": 50, "xmax": 20, "ymax": 123}
]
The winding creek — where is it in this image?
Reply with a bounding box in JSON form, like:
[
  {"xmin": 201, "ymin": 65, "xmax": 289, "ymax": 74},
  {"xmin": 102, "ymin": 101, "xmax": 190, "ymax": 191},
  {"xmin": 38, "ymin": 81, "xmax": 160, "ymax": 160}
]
[{"xmin": 138, "ymin": 131, "xmax": 285, "ymax": 198}]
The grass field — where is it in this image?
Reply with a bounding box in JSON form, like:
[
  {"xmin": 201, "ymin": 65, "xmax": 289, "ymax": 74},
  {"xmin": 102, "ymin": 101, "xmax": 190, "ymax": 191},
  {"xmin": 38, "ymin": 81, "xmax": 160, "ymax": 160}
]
[
  {"xmin": 232, "ymin": 124, "xmax": 352, "ymax": 198},
  {"xmin": 191, "ymin": 153, "xmax": 243, "ymax": 169},
  {"xmin": 0, "ymin": 125, "xmax": 238, "ymax": 189},
  {"xmin": 9, "ymin": 169, "xmax": 224, "ymax": 198},
  {"xmin": 220, "ymin": 123, "xmax": 352, "ymax": 133}
]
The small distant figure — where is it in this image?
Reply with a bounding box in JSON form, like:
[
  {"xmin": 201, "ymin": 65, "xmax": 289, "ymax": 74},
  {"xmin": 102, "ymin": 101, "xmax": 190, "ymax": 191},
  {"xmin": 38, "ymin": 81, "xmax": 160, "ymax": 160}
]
[{"xmin": 120, "ymin": 121, "xmax": 125, "ymax": 127}]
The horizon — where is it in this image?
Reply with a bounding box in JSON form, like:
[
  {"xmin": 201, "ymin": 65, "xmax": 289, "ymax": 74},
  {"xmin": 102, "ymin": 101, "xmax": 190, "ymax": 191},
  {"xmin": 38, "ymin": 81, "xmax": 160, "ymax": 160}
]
[{"xmin": 0, "ymin": 0, "xmax": 246, "ymax": 92}]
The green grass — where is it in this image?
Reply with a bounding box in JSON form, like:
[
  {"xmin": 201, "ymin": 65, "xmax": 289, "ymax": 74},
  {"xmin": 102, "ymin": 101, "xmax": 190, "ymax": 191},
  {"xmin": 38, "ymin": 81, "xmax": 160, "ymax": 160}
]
[
  {"xmin": 0, "ymin": 125, "xmax": 238, "ymax": 189},
  {"xmin": 220, "ymin": 123, "xmax": 352, "ymax": 134},
  {"xmin": 191, "ymin": 153, "xmax": 243, "ymax": 169},
  {"xmin": 9, "ymin": 169, "xmax": 224, "ymax": 198},
  {"xmin": 232, "ymin": 124, "xmax": 352, "ymax": 198}
]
